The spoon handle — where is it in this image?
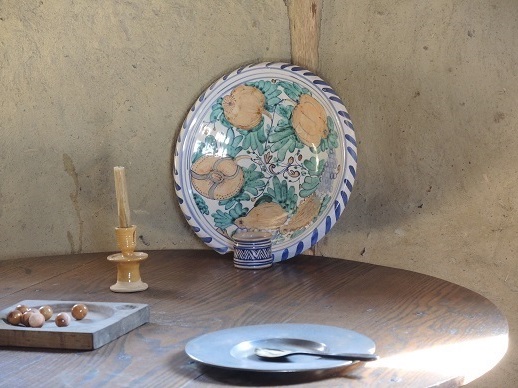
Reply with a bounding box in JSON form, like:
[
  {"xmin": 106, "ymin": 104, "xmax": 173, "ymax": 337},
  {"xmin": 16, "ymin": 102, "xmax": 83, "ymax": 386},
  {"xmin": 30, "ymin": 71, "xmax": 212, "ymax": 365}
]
[{"xmin": 297, "ymin": 352, "xmax": 378, "ymax": 361}]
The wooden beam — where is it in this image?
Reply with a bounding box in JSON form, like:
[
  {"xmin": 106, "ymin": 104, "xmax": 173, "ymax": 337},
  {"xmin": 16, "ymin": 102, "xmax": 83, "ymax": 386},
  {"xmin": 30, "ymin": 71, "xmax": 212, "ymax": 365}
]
[
  {"xmin": 287, "ymin": 0, "xmax": 323, "ymax": 255},
  {"xmin": 286, "ymin": 0, "xmax": 323, "ymax": 73}
]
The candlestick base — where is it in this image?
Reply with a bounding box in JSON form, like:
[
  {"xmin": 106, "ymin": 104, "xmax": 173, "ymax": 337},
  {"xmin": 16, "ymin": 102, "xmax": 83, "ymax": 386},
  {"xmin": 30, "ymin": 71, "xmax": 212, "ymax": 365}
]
[
  {"xmin": 107, "ymin": 252, "xmax": 149, "ymax": 293},
  {"xmin": 107, "ymin": 225, "xmax": 148, "ymax": 293}
]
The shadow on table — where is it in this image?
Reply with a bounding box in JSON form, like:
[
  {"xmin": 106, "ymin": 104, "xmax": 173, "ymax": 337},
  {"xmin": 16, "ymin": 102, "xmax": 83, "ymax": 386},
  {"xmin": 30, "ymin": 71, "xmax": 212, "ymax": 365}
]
[{"xmin": 192, "ymin": 363, "xmax": 363, "ymax": 386}]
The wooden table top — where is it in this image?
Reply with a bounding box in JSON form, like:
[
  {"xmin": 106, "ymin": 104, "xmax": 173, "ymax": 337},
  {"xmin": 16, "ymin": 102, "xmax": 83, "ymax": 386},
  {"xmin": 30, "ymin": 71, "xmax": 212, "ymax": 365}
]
[{"xmin": 0, "ymin": 250, "xmax": 508, "ymax": 387}]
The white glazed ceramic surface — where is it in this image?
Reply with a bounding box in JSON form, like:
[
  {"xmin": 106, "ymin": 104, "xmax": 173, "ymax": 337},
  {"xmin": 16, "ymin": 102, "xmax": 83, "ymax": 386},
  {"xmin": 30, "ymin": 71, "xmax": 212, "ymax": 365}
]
[
  {"xmin": 174, "ymin": 62, "xmax": 357, "ymax": 261},
  {"xmin": 233, "ymin": 231, "xmax": 272, "ymax": 243},
  {"xmin": 185, "ymin": 323, "xmax": 376, "ymax": 372}
]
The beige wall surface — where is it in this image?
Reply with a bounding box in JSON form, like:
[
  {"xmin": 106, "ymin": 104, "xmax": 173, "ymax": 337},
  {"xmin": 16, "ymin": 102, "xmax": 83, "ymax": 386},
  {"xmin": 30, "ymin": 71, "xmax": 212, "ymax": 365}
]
[
  {"xmin": 0, "ymin": 0, "xmax": 290, "ymax": 257},
  {"xmin": 0, "ymin": 1, "xmax": 516, "ymax": 386},
  {"xmin": 318, "ymin": 2, "xmax": 517, "ymax": 387}
]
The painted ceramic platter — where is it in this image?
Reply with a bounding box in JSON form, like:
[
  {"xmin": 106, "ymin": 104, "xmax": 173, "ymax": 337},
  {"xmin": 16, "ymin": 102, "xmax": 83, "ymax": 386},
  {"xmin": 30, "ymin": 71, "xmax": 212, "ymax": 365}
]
[
  {"xmin": 174, "ymin": 62, "xmax": 357, "ymax": 261},
  {"xmin": 185, "ymin": 323, "xmax": 376, "ymax": 372}
]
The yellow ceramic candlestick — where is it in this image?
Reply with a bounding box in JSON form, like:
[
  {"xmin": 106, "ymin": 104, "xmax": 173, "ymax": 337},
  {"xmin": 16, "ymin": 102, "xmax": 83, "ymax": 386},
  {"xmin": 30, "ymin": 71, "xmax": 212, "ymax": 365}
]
[{"xmin": 107, "ymin": 225, "xmax": 148, "ymax": 292}]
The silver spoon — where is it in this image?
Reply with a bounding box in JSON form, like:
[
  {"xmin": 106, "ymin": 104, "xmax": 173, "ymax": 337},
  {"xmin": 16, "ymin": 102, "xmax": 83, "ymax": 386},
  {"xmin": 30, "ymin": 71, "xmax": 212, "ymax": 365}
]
[{"xmin": 255, "ymin": 347, "xmax": 379, "ymax": 362}]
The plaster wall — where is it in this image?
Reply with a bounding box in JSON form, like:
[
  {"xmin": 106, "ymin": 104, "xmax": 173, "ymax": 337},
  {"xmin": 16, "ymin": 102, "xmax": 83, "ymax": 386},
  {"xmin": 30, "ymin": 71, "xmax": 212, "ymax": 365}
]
[
  {"xmin": 318, "ymin": 2, "xmax": 517, "ymax": 387},
  {"xmin": 0, "ymin": 1, "xmax": 516, "ymax": 386},
  {"xmin": 0, "ymin": 0, "xmax": 290, "ymax": 256}
]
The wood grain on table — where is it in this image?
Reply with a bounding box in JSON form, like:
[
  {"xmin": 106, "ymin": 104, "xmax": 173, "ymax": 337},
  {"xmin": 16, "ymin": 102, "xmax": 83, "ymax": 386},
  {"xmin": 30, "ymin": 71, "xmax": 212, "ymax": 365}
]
[{"xmin": 0, "ymin": 250, "xmax": 508, "ymax": 387}]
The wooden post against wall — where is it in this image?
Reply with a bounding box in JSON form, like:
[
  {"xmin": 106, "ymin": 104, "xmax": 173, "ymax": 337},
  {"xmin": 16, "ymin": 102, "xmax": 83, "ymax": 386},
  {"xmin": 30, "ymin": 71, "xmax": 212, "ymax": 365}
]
[
  {"xmin": 286, "ymin": 0, "xmax": 323, "ymax": 74},
  {"xmin": 286, "ymin": 0, "xmax": 323, "ymax": 256}
]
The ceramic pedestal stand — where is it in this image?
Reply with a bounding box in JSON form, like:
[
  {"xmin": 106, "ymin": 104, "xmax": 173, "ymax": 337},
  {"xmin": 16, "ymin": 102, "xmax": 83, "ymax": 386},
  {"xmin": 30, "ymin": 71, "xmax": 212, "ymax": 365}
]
[{"xmin": 107, "ymin": 225, "xmax": 148, "ymax": 292}]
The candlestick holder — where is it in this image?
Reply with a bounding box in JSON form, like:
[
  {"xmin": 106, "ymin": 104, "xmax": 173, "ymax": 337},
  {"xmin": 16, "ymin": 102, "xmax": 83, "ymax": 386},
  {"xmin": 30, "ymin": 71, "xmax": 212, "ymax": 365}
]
[{"xmin": 107, "ymin": 225, "xmax": 148, "ymax": 293}]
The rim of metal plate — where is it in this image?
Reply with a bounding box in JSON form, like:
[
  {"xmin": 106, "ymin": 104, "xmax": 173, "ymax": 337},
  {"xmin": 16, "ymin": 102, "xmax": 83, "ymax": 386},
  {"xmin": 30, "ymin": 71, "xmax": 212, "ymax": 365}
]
[{"xmin": 173, "ymin": 62, "xmax": 357, "ymax": 262}]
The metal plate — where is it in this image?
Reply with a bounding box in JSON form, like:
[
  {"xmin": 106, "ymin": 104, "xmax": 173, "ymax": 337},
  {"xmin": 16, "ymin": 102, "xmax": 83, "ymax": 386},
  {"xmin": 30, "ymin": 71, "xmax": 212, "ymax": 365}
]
[{"xmin": 185, "ymin": 323, "xmax": 375, "ymax": 372}]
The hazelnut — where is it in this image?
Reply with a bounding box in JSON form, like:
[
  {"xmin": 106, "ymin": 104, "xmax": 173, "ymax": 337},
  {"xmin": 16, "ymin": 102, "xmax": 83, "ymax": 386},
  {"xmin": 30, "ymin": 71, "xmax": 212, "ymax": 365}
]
[
  {"xmin": 71, "ymin": 304, "xmax": 88, "ymax": 320},
  {"xmin": 28, "ymin": 312, "xmax": 45, "ymax": 328},
  {"xmin": 39, "ymin": 305, "xmax": 53, "ymax": 321},
  {"xmin": 20, "ymin": 311, "xmax": 33, "ymax": 326},
  {"xmin": 7, "ymin": 310, "xmax": 23, "ymax": 325},
  {"xmin": 55, "ymin": 312, "xmax": 70, "ymax": 327},
  {"xmin": 15, "ymin": 304, "xmax": 30, "ymax": 314}
]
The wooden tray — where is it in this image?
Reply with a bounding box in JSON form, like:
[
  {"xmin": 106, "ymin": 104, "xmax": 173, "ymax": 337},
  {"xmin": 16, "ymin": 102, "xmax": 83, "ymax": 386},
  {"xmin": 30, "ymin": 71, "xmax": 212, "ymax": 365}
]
[{"xmin": 0, "ymin": 300, "xmax": 149, "ymax": 350}]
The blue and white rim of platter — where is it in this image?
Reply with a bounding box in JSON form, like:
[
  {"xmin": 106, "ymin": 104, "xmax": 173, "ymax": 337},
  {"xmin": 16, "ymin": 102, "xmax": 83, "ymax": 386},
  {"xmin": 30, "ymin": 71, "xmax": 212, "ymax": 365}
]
[{"xmin": 174, "ymin": 62, "xmax": 357, "ymax": 262}]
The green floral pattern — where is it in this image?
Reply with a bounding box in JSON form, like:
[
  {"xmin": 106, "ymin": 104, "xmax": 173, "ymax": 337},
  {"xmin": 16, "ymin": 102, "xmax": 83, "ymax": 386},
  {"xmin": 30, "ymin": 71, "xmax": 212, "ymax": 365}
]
[{"xmin": 191, "ymin": 78, "xmax": 341, "ymax": 242}]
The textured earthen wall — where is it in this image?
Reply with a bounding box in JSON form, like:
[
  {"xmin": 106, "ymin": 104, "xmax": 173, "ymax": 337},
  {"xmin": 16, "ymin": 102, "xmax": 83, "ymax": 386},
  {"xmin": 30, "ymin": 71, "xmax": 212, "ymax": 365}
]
[
  {"xmin": 0, "ymin": 0, "xmax": 290, "ymax": 256},
  {"xmin": 319, "ymin": 2, "xmax": 517, "ymax": 386}
]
